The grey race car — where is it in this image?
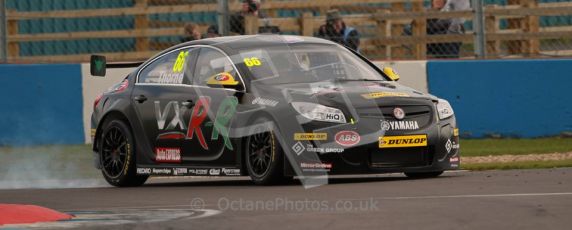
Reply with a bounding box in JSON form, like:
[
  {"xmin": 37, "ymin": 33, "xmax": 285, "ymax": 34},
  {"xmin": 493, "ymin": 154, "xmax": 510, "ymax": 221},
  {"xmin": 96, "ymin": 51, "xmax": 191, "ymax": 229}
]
[{"xmin": 90, "ymin": 35, "xmax": 460, "ymax": 187}]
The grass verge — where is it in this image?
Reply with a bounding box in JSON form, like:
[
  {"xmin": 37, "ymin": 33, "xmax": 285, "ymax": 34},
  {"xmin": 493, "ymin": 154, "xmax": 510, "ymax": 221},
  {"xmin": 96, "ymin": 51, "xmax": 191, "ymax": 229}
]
[
  {"xmin": 462, "ymin": 159, "xmax": 572, "ymax": 171},
  {"xmin": 461, "ymin": 137, "xmax": 572, "ymax": 157}
]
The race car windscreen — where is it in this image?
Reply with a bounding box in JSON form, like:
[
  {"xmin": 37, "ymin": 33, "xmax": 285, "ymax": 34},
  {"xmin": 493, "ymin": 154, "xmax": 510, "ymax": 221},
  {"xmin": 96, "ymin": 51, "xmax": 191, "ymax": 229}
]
[{"xmin": 238, "ymin": 44, "xmax": 386, "ymax": 84}]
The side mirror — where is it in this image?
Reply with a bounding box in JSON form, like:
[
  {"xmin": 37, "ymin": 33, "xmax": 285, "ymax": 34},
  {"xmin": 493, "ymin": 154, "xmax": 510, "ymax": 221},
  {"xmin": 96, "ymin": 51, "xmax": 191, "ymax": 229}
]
[
  {"xmin": 90, "ymin": 55, "xmax": 106, "ymax": 77},
  {"xmin": 382, "ymin": 67, "xmax": 400, "ymax": 81},
  {"xmin": 206, "ymin": 72, "xmax": 240, "ymax": 89}
]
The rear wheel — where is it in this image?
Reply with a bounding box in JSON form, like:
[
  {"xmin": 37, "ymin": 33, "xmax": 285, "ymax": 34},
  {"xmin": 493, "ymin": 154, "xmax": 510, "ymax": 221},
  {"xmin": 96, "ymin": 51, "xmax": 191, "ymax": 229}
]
[
  {"xmin": 245, "ymin": 119, "xmax": 289, "ymax": 185},
  {"xmin": 99, "ymin": 120, "xmax": 148, "ymax": 187},
  {"xmin": 404, "ymin": 171, "xmax": 444, "ymax": 179}
]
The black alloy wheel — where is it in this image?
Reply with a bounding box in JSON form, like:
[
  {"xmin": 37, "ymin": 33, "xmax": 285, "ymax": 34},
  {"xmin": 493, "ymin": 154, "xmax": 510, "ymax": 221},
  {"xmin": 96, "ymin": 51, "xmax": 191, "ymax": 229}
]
[{"xmin": 99, "ymin": 120, "xmax": 148, "ymax": 187}]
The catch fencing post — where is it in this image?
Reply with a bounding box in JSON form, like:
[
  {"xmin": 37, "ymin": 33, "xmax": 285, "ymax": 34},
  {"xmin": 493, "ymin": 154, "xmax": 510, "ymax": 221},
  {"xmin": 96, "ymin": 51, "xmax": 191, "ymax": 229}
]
[
  {"xmin": 0, "ymin": 0, "xmax": 7, "ymax": 63},
  {"xmin": 218, "ymin": 0, "xmax": 230, "ymax": 36},
  {"xmin": 472, "ymin": 0, "xmax": 486, "ymax": 58}
]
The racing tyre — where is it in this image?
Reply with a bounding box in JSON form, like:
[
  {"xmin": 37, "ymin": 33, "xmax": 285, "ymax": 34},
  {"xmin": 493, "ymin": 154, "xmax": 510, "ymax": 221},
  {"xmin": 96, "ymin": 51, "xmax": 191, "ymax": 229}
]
[
  {"xmin": 99, "ymin": 119, "xmax": 148, "ymax": 187},
  {"xmin": 404, "ymin": 171, "xmax": 444, "ymax": 179},
  {"xmin": 245, "ymin": 119, "xmax": 290, "ymax": 185}
]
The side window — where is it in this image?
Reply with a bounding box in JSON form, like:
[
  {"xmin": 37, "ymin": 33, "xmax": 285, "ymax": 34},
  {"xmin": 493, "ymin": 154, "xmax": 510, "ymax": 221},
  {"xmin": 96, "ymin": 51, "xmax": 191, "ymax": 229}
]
[
  {"xmin": 193, "ymin": 48, "xmax": 239, "ymax": 88},
  {"xmin": 138, "ymin": 48, "xmax": 198, "ymax": 84}
]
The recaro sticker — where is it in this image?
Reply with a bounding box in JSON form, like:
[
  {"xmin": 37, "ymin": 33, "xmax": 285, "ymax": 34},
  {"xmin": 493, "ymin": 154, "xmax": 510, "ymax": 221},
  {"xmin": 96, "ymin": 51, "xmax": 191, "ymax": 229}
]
[{"xmin": 294, "ymin": 133, "xmax": 327, "ymax": 141}]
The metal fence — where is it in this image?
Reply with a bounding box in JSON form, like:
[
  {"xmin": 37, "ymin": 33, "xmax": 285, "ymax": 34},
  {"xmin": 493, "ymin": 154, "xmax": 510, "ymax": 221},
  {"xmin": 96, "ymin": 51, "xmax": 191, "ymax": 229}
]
[{"xmin": 1, "ymin": 0, "xmax": 571, "ymax": 63}]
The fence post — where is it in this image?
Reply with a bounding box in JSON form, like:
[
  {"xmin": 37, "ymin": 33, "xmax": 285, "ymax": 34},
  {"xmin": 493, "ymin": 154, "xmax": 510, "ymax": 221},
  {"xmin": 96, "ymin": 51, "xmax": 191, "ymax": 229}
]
[
  {"xmin": 506, "ymin": 0, "xmax": 523, "ymax": 55},
  {"xmin": 7, "ymin": 9, "xmax": 17, "ymax": 60},
  {"xmin": 244, "ymin": 15, "xmax": 259, "ymax": 35},
  {"xmin": 135, "ymin": 0, "xmax": 150, "ymax": 52},
  {"xmin": 0, "ymin": 0, "xmax": 6, "ymax": 62},
  {"xmin": 218, "ymin": 0, "xmax": 230, "ymax": 36},
  {"xmin": 301, "ymin": 12, "xmax": 313, "ymax": 36},
  {"xmin": 389, "ymin": 2, "xmax": 405, "ymax": 59},
  {"xmin": 472, "ymin": 0, "xmax": 486, "ymax": 58},
  {"xmin": 522, "ymin": 0, "xmax": 539, "ymax": 56},
  {"xmin": 485, "ymin": 5, "xmax": 500, "ymax": 58},
  {"xmin": 412, "ymin": 1, "xmax": 426, "ymax": 59},
  {"xmin": 375, "ymin": 9, "xmax": 390, "ymax": 59}
]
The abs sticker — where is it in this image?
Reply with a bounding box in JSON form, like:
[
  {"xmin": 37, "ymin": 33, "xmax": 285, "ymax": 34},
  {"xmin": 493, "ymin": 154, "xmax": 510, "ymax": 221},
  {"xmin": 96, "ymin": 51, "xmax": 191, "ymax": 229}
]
[
  {"xmin": 335, "ymin": 131, "xmax": 360, "ymax": 147},
  {"xmin": 379, "ymin": 135, "xmax": 427, "ymax": 148}
]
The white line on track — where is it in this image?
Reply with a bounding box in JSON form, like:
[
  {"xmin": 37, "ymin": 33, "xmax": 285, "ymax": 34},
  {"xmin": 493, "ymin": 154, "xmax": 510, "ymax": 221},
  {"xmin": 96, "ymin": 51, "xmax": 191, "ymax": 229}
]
[
  {"xmin": 376, "ymin": 192, "xmax": 572, "ymax": 200},
  {"xmin": 71, "ymin": 192, "xmax": 572, "ymax": 212}
]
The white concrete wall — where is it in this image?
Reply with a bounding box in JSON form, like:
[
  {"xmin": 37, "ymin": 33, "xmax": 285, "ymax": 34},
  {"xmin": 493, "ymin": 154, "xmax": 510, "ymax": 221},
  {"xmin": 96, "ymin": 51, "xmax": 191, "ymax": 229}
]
[
  {"xmin": 81, "ymin": 64, "xmax": 136, "ymax": 143},
  {"xmin": 373, "ymin": 60, "xmax": 428, "ymax": 93}
]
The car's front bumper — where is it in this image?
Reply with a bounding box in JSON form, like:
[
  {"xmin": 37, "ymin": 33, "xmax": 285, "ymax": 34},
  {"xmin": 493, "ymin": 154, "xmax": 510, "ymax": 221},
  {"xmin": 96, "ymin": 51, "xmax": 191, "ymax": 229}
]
[{"xmin": 284, "ymin": 108, "xmax": 460, "ymax": 176}]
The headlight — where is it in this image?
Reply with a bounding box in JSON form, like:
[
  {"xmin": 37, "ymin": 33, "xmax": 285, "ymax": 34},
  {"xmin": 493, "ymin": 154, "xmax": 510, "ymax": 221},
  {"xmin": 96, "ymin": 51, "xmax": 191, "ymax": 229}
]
[
  {"xmin": 436, "ymin": 99, "xmax": 454, "ymax": 120},
  {"xmin": 291, "ymin": 102, "xmax": 346, "ymax": 123}
]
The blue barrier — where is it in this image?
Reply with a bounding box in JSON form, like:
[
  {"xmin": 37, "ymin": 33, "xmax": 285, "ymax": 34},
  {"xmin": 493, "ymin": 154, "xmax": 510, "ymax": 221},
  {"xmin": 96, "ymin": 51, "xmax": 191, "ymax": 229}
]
[
  {"xmin": 428, "ymin": 59, "xmax": 572, "ymax": 138},
  {"xmin": 1, "ymin": 59, "xmax": 570, "ymax": 146},
  {"xmin": 0, "ymin": 64, "xmax": 84, "ymax": 145}
]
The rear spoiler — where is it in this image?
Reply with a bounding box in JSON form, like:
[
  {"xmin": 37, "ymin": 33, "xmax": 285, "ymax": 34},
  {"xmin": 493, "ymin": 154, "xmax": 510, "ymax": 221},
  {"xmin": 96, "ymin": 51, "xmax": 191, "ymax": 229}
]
[{"xmin": 90, "ymin": 55, "xmax": 144, "ymax": 77}]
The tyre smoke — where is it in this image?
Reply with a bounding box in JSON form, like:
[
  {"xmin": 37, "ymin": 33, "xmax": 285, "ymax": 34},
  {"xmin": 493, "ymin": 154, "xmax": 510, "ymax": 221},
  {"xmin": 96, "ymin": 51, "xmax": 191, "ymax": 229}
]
[{"xmin": 0, "ymin": 145, "xmax": 107, "ymax": 189}]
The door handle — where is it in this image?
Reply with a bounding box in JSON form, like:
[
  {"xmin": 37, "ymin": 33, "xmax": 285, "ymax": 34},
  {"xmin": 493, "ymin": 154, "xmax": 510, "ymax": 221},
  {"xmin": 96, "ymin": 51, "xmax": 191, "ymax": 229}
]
[
  {"xmin": 181, "ymin": 99, "xmax": 194, "ymax": 107},
  {"xmin": 134, "ymin": 95, "xmax": 147, "ymax": 103}
]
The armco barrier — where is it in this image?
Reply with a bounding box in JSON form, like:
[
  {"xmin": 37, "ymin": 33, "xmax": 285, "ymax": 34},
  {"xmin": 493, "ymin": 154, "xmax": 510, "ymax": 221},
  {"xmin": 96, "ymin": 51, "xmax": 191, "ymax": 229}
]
[
  {"xmin": 428, "ymin": 59, "xmax": 572, "ymax": 138},
  {"xmin": 0, "ymin": 64, "xmax": 84, "ymax": 145}
]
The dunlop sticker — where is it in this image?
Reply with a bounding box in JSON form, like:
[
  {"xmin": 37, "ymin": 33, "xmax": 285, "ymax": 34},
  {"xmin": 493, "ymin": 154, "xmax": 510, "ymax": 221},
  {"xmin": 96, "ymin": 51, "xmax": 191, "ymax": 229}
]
[{"xmin": 379, "ymin": 134, "xmax": 427, "ymax": 148}]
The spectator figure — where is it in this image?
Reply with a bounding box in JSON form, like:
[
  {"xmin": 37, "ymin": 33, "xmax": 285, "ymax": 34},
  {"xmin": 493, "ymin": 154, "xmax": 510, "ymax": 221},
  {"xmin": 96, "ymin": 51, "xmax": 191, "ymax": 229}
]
[
  {"xmin": 426, "ymin": 0, "xmax": 470, "ymax": 58},
  {"xmin": 230, "ymin": 0, "xmax": 280, "ymax": 35},
  {"xmin": 181, "ymin": 23, "xmax": 202, "ymax": 42},
  {"xmin": 205, "ymin": 25, "xmax": 220, "ymax": 38},
  {"xmin": 318, "ymin": 9, "xmax": 360, "ymax": 52},
  {"xmin": 230, "ymin": 0, "xmax": 263, "ymax": 35}
]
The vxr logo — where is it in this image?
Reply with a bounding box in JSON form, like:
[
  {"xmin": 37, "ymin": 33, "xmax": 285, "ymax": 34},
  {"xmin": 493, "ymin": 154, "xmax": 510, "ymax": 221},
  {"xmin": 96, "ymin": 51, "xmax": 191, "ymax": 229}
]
[{"xmin": 154, "ymin": 96, "xmax": 238, "ymax": 150}]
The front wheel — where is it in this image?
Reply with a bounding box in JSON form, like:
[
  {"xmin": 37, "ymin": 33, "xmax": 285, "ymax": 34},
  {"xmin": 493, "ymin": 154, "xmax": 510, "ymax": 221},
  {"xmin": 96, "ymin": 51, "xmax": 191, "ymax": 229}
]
[
  {"xmin": 245, "ymin": 119, "xmax": 290, "ymax": 185},
  {"xmin": 99, "ymin": 119, "xmax": 148, "ymax": 187},
  {"xmin": 404, "ymin": 171, "xmax": 444, "ymax": 179}
]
